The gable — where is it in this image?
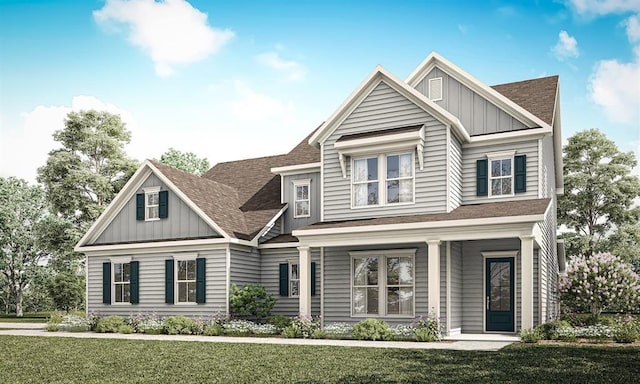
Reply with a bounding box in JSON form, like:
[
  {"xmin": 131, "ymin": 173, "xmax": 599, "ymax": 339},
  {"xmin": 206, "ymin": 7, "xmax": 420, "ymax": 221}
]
[
  {"xmin": 416, "ymin": 67, "xmax": 528, "ymax": 136},
  {"xmin": 92, "ymin": 173, "xmax": 220, "ymax": 245}
]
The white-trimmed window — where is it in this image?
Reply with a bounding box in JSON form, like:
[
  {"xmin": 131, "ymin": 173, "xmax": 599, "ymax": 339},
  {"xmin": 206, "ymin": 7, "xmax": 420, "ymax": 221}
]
[
  {"xmin": 289, "ymin": 262, "xmax": 300, "ymax": 297},
  {"xmin": 176, "ymin": 259, "xmax": 196, "ymax": 303},
  {"xmin": 293, "ymin": 180, "xmax": 310, "ymax": 218},
  {"xmin": 144, "ymin": 186, "xmax": 160, "ymax": 221},
  {"xmin": 352, "ymin": 152, "xmax": 414, "ymax": 208},
  {"xmin": 113, "ymin": 262, "xmax": 131, "ymax": 303},
  {"xmin": 487, "ymin": 151, "xmax": 515, "ymax": 197},
  {"xmin": 351, "ymin": 250, "xmax": 415, "ymax": 317}
]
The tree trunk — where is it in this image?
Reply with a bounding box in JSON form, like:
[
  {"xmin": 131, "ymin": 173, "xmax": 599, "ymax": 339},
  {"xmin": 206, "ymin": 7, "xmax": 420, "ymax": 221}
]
[
  {"xmin": 590, "ymin": 302, "xmax": 601, "ymax": 319},
  {"xmin": 15, "ymin": 288, "xmax": 23, "ymax": 318}
]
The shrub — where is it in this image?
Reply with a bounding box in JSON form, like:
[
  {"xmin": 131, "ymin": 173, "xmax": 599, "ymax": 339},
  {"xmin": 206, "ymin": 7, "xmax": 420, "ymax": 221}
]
[
  {"xmin": 267, "ymin": 315, "xmax": 292, "ymax": 332},
  {"xmin": 539, "ymin": 320, "xmax": 572, "ymax": 340},
  {"xmin": 47, "ymin": 272, "xmax": 84, "ymax": 312},
  {"xmin": 163, "ymin": 316, "xmax": 199, "ymax": 335},
  {"xmin": 352, "ymin": 319, "xmax": 393, "ymax": 341},
  {"xmin": 323, "ymin": 322, "xmax": 353, "ymax": 339},
  {"xmin": 412, "ymin": 313, "xmax": 442, "ymax": 342},
  {"xmin": 203, "ymin": 323, "xmax": 223, "ymax": 336},
  {"xmin": 59, "ymin": 314, "xmax": 90, "ymax": 332},
  {"xmin": 311, "ymin": 329, "xmax": 326, "ymax": 339},
  {"xmin": 613, "ymin": 324, "xmax": 639, "ymax": 343},
  {"xmin": 46, "ymin": 323, "xmax": 59, "ymax": 332},
  {"xmin": 137, "ymin": 314, "xmax": 164, "ymax": 334},
  {"xmin": 95, "ymin": 316, "xmax": 126, "ymax": 333},
  {"xmin": 573, "ymin": 324, "xmax": 614, "ymax": 339},
  {"xmin": 557, "ymin": 326, "xmax": 577, "ymax": 341},
  {"xmin": 222, "ymin": 319, "xmax": 254, "ymax": 336},
  {"xmin": 229, "ymin": 284, "xmax": 276, "ymax": 321},
  {"xmin": 118, "ymin": 324, "xmax": 134, "ymax": 334},
  {"xmin": 520, "ymin": 327, "xmax": 542, "ymax": 343},
  {"xmin": 282, "ymin": 316, "xmax": 320, "ymax": 339},
  {"xmin": 390, "ymin": 324, "xmax": 415, "ymax": 340},
  {"xmin": 48, "ymin": 312, "xmax": 64, "ymax": 324}
]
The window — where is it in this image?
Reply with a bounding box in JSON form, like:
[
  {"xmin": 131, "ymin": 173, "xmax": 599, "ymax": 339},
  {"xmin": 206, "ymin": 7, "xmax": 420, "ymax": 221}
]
[
  {"xmin": 352, "ymin": 153, "xmax": 414, "ymax": 207},
  {"xmin": 489, "ymin": 158, "xmax": 513, "ymax": 196},
  {"xmin": 289, "ymin": 262, "xmax": 299, "ymax": 297},
  {"xmin": 145, "ymin": 187, "xmax": 160, "ymax": 220},
  {"xmin": 176, "ymin": 260, "xmax": 196, "ymax": 303},
  {"xmin": 113, "ymin": 262, "xmax": 130, "ymax": 303},
  {"xmin": 293, "ymin": 180, "xmax": 310, "ymax": 218},
  {"xmin": 428, "ymin": 77, "xmax": 443, "ymax": 101},
  {"xmin": 351, "ymin": 250, "xmax": 415, "ymax": 317}
]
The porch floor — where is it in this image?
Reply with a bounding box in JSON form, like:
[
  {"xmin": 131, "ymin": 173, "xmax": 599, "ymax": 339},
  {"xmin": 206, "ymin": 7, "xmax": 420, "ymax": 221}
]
[{"xmin": 444, "ymin": 333, "xmax": 520, "ymax": 342}]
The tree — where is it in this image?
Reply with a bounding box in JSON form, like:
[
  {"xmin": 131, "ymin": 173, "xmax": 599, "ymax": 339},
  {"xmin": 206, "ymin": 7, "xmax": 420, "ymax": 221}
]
[
  {"xmin": 558, "ymin": 129, "xmax": 640, "ymax": 258},
  {"xmin": 48, "ymin": 272, "xmax": 84, "ymax": 312},
  {"xmin": 159, "ymin": 148, "xmax": 210, "ymax": 176},
  {"xmin": 0, "ymin": 178, "xmax": 50, "ymax": 317},
  {"xmin": 559, "ymin": 252, "xmax": 640, "ymax": 317},
  {"xmin": 37, "ymin": 110, "xmax": 139, "ymax": 231}
]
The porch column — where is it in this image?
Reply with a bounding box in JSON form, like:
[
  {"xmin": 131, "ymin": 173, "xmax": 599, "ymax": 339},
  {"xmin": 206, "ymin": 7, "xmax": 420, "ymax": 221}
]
[
  {"xmin": 298, "ymin": 246, "xmax": 312, "ymax": 318},
  {"xmin": 427, "ymin": 240, "xmax": 441, "ymax": 319},
  {"xmin": 520, "ymin": 235, "xmax": 534, "ymax": 330}
]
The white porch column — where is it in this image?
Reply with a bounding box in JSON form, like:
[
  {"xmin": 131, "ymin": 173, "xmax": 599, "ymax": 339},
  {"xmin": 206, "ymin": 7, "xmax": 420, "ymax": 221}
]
[
  {"xmin": 427, "ymin": 240, "xmax": 441, "ymax": 319},
  {"xmin": 520, "ymin": 235, "xmax": 534, "ymax": 330},
  {"xmin": 298, "ymin": 246, "xmax": 312, "ymax": 318}
]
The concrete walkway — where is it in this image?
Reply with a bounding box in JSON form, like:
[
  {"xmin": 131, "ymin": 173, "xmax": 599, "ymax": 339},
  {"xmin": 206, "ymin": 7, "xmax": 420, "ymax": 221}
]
[{"xmin": 0, "ymin": 323, "xmax": 516, "ymax": 351}]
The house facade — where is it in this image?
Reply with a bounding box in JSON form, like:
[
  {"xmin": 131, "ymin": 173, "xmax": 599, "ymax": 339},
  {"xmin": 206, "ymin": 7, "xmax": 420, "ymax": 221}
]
[{"xmin": 76, "ymin": 52, "xmax": 565, "ymax": 334}]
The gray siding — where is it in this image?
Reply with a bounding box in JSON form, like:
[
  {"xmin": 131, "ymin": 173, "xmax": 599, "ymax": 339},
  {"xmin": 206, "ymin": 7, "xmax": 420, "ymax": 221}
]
[
  {"xmin": 86, "ymin": 249, "xmax": 227, "ymax": 317},
  {"xmin": 283, "ymin": 172, "xmax": 321, "ymax": 233},
  {"xmin": 416, "ymin": 68, "xmax": 529, "ymax": 136},
  {"xmin": 323, "ymin": 244, "xmax": 428, "ymax": 325},
  {"xmin": 449, "ymin": 241, "xmax": 463, "ymax": 331},
  {"xmin": 449, "ymin": 132, "xmax": 463, "ymax": 210},
  {"xmin": 230, "ymin": 246, "xmax": 260, "ymax": 287},
  {"xmin": 95, "ymin": 174, "xmax": 219, "ymax": 244},
  {"xmin": 259, "ymin": 217, "xmax": 282, "ymax": 243},
  {"xmin": 539, "ymin": 197, "xmax": 559, "ymax": 323},
  {"xmin": 439, "ymin": 243, "xmax": 447, "ymax": 326},
  {"xmin": 541, "ymin": 135, "xmax": 557, "ymax": 198},
  {"xmin": 461, "ymin": 140, "xmax": 539, "ymax": 203},
  {"xmin": 260, "ymin": 248, "xmax": 321, "ymax": 317},
  {"xmin": 323, "ymin": 81, "xmax": 448, "ymax": 221}
]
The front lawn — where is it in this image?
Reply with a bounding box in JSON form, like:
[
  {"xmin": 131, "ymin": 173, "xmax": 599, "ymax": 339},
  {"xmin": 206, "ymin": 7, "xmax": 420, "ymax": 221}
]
[{"xmin": 0, "ymin": 336, "xmax": 638, "ymax": 383}]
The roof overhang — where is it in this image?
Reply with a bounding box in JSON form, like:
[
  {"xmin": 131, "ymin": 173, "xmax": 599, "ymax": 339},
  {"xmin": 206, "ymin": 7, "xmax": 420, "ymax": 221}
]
[
  {"xmin": 271, "ymin": 162, "xmax": 321, "ymax": 176},
  {"xmin": 250, "ymin": 204, "xmax": 289, "ymax": 244},
  {"xmin": 76, "ymin": 237, "xmax": 254, "ymax": 257}
]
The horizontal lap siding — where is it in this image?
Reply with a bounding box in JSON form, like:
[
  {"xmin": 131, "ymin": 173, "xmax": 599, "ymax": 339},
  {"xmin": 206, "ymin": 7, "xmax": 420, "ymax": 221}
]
[
  {"xmin": 260, "ymin": 248, "xmax": 320, "ymax": 317},
  {"xmin": 450, "ymin": 241, "xmax": 463, "ymax": 331},
  {"xmin": 461, "ymin": 140, "xmax": 539, "ymax": 203},
  {"xmin": 259, "ymin": 217, "xmax": 281, "ymax": 243},
  {"xmin": 230, "ymin": 246, "xmax": 260, "ymax": 287},
  {"xmin": 323, "ymin": 81, "xmax": 448, "ymax": 221},
  {"xmin": 449, "ymin": 133, "xmax": 463, "ymax": 210},
  {"xmin": 95, "ymin": 174, "xmax": 219, "ymax": 244},
  {"xmin": 283, "ymin": 173, "xmax": 321, "ymax": 233},
  {"xmin": 87, "ymin": 249, "xmax": 227, "ymax": 317}
]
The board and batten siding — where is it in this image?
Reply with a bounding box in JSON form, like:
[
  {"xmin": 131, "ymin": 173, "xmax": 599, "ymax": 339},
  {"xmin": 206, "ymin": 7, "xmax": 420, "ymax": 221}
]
[
  {"xmin": 415, "ymin": 68, "xmax": 529, "ymax": 136},
  {"xmin": 94, "ymin": 174, "xmax": 219, "ymax": 244},
  {"xmin": 323, "ymin": 81, "xmax": 449, "ymax": 221},
  {"xmin": 283, "ymin": 172, "xmax": 321, "ymax": 233},
  {"xmin": 449, "ymin": 241, "xmax": 463, "ymax": 332},
  {"xmin": 229, "ymin": 246, "xmax": 261, "ymax": 287},
  {"xmin": 461, "ymin": 140, "xmax": 539, "ymax": 203},
  {"xmin": 322, "ymin": 243, "xmax": 430, "ymax": 325},
  {"xmin": 260, "ymin": 248, "xmax": 321, "ymax": 317},
  {"xmin": 86, "ymin": 249, "xmax": 227, "ymax": 317},
  {"xmin": 449, "ymin": 133, "xmax": 463, "ymax": 211}
]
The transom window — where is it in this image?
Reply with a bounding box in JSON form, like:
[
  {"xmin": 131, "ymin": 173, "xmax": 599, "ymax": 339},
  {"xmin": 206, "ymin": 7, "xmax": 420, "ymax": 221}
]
[
  {"xmin": 113, "ymin": 262, "xmax": 130, "ymax": 303},
  {"xmin": 177, "ymin": 260, "xmax": 196, "ymax": 303},
  {"xmin": 352, "ymin": 153, "xmax": 414, "ymax": 208},
  {"xmin": 289, "ymin": 262, "xmax": 300, "ymax": 297},
  {"xmin": 293, "ymin": 180, "xmax": 310, "ymax": 218},
  {"xmin": 351, "ymin": 250, "xmax": 415, "ymax": 317},
  {"xmin": 490, "ymin": 158, "xmax": 513, "ymax": 196},
  {"xmin": 144, "ymin": 187, "xmax": 160, "ymax": 220}
]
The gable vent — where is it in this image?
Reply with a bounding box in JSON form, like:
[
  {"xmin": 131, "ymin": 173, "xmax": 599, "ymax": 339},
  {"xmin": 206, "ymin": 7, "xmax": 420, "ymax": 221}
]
[{"xmin": 428, "ymin": 77, "xmax": 443, "ymax": 101}]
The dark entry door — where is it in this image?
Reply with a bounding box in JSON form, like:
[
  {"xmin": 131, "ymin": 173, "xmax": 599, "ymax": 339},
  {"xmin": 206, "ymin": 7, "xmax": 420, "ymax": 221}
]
[{"xmin": 485, "ymin": 258, "xmax": 515, "ymax": 332}]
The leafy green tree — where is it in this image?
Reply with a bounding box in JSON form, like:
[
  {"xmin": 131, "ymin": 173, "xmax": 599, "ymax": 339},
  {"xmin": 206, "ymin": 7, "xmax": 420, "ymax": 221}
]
[
  {"xmin": 48, "ymin": 272, "xmax": 85, "ymax": 312},
  {"xmin": 0, "ymin": 178, "xmax": 50, "ymax": 317},
  {"xmin": 37, "ymin": 110, "xmax": 139, "ymax": 231},
  {"xmin": 159, "ymin": 148, "xmax": 210, "ymax": 176},
  {"xmin": 601, "ymin": 224, "xmax": 640, "ymax": 272},
  {"xmin": 558, "ymin": 129, "xmax": 640, "ymax": 258}
]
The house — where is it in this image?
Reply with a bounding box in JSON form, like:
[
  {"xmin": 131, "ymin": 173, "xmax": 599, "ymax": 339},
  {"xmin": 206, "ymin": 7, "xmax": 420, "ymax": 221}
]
[{"xmin": 75, "ymin": 52, "xmax": 565, "ymax": 335}]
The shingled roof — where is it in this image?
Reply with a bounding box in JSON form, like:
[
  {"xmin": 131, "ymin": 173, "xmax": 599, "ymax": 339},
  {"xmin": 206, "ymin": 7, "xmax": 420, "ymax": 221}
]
[{"xmin": 491, "ymin": 75, "xmax": 558, "ymax": 126}]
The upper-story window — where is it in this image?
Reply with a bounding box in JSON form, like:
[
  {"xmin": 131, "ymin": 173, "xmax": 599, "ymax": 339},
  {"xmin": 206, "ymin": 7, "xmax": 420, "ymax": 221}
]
[
  {"xmin": 477, "ymin": 150, "xmax": 527, "ymax": 198},
  {"xmin": 490, "ymin": 158, "xmax": 513, "ymax": 196},
  {"xmin": 352, "ymin": 153, "xmax": 414, "ymax": 208},
  {"xmin": 293, "ymin": 179, "xmax": 311, "ymax": 218},
  {"xmin": 144, "ymin": 186, "xmax": 160, "ymax": 220}
]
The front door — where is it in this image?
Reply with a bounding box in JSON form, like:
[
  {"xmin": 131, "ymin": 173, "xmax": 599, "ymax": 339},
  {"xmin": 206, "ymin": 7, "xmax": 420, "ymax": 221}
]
[{"xmin": 485, "ymin": 257, "xmax": 515, "ymax": 332}]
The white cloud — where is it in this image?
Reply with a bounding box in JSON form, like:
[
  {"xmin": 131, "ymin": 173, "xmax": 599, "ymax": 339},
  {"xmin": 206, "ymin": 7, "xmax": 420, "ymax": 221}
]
[
  {"xmin": 567, "ymin": 0, "xmax": 640, "ymax": 15},
  {"xmin": 94, "ymin": 0, "xmax": 234, "ymax": 77},
  {"xmin": 0, "ymin": 96, "xmax": 137, "ymax": 182},
  {"xmin": 588, "ymin": 46, "xmax": 640, "ymax": 125},
  {"xmin": 227, "ymin": 81, "xmax": 295, "ymax": 122},
  {"xmin": 625, "ymin": 14, "xmax": 640, "ymax": 41},
  {"xmin": 553, "ymin": 30, "xmax": 580, "ymax": 60},
  {"xmin": 256, "ymin": 51, "xmax": 306, "ymax": 81}
]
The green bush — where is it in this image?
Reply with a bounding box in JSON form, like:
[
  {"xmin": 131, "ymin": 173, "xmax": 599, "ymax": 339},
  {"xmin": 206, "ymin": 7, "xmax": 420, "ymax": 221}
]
[
  {"xmin": 415, "ymin": 327, "xmax": 439, "ymax": 342},
  {"xmin": 352, "ymin": 319, "xmax": 393, "ymax": 341},
  {"xmin": 118, "ymin": 324, "xmax": 134, "ymax": 334},
  {"xmin": 520, "ymin": 327, "xmax": 542, "ymax": 343},
  {"xmin": 163, "ymin": 316, "xmax": 199, "ymax": 335},
  {"xmin": 203, "ymin": 323, "xmax": 223, "ymax": 336},
  {"xmin": 229, "ymin": 284, "xmax": 276, "ymax": 321},
  {"xmin": 412, "ymin": 314, "xmax": 442, "ymax": 342},
  {"xmin": 539, "ymin": 320, "xmax": 572, "ymax": 340},
  {"xmin": 613, "ymin": 324, "xmax": 639, "ymax": 343},
  {"xmin": 95, "ymin": 316, "xmax": 126, "ymax": 333},
  {"xmin": 48, "ymin": 312, "xmax": 64, "ymax": 324},
  {"xmin": 46, "ymin": 323, "xmax": 59, "ymax": 332},
  {"xmin": 267, "ymin": 315, "xmax": 292, "ymax": 332},
  {"xmin": 281, "ymin": 316, "xmax": 319, "ymax": 339},
  {"xmin": 557, "ymin": 326, "xmax": 577, "ymax": 341}
]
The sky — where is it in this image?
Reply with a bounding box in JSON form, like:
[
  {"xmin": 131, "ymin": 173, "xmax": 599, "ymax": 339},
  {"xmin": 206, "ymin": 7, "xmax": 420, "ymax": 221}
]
[{"xmin": 1, "ymin": 0, "xmax": 639, "ymax": 182}]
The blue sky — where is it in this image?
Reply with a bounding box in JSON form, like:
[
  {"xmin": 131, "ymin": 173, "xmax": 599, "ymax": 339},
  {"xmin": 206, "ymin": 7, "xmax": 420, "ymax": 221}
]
[{"xmin": 1, "ymin": 0, "xmax": 639, "ymax": 182}]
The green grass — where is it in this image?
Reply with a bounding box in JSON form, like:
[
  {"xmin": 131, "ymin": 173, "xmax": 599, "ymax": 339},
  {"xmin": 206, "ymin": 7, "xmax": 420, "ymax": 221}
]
[
  {"xmin": 0, "ymin": 312, "xmax": 51, "ymax": 323},
  {"xmin": 0, "ymin": 336, "xmax": 638, "ymax": 383}
]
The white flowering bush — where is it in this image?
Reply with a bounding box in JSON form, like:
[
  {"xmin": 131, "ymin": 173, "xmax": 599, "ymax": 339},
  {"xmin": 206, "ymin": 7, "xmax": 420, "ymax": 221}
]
[
  {"xmin": 390, "ymin": 324, "xmax": 415, "ymax": 340},
  {"xmin": 559, "ymin": 252, "xmax": 640, "ymax": 317},
  {"xmin": 59, "ymin": 314, "xmax": 91, "ymax": 332},
  {"xmin": 282, "ymin": 316, "xmax": 320, "ymax": 338},
  {"xmin": 573, "ymin": 324, "xmax": 615, "ymax": 339},
  {"xmin": 250, "ymin": 323, "xmax": 278, "ymax": 336},
  {"xmin": 136, "ymin": 314, "xmax": 164, "ymax": 334},
  {"xmin": 323, "ymin": 322, "xmax": 353, "ymax": 338},
  {"xmin": 222, "ymin": 319, "xmax": 254, "ymax": 336}
]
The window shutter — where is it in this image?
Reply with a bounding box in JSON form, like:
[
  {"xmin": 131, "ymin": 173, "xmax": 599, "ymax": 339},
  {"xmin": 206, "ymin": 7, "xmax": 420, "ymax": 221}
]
[
  {"xmin": 158, "ymin": 190, "xmax": 169, "ymax": 219},
  {"xmin": 136, "ymin": 193, "xmax": 144, "ymax": 220},
  {"xmin": 130, "ymin": 261, "xmax": 139, "ymax": 304},
  {"xmin": 279, "ymin": 263, "xmax": 289, "ymax": 296},
  {"xmin": 476, "ymin": 159, "xmax": 488, "ymax": 196},
  {"xmin": 102, "ymin": 262, "xmax": 111, "ymax": 305},
  {"xmin": 311, "ymin": 262, "xmax": 316, "ymax": 296},
  {"xmin": 514, "ymin": 155, "xmax": 527, "ymax": 193},
  {"xmin": 196, "ymin": 258, "xmax": 206, "ymax": 304},
  {"xmin": 165, "ymin": 259, "xmax": 174, "ymax": 304}
]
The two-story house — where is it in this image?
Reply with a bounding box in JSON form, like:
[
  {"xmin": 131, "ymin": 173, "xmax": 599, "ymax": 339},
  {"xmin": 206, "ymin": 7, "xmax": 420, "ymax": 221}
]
[{"xmin": 76, "ymin": 52, "xmax": 565, "ymax": 335}]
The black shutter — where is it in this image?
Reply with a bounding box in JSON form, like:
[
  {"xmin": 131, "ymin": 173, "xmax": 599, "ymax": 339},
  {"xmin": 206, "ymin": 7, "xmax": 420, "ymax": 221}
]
[
  {"xmin": 102, "ymin": 262, "xmax": 111, "ymax": 304},
  {"xmin": 279, "ymin": 263, "xmax": 289, "ymax": 296},
  {"xmin": 130, "ymin": 261, "xmax": 139, "ymax": 304},
  {"xmin": 158, "ymin": 190, "xmax": 169, "ymax": 218},
  {"xmin": 514, "ymin": 155, "xmax": 527, "ymax": 193},
  {"xmin": 196, "ymin": 258, "xmax": 206, "ymax": 304},
  {"xmin": 476, "ymin": 159, "xmax": 488, "ymax": 197},
  {"xmin": 311, "ymin": 262, "xmax": 316, "ymax": 296},
  {"xmin": 165, "ymin": 259, "xmax": 174, "ymax": 304},
  {"xmin": 136, "ymin": 193, "xmax": 144, "ymax": 220}
]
